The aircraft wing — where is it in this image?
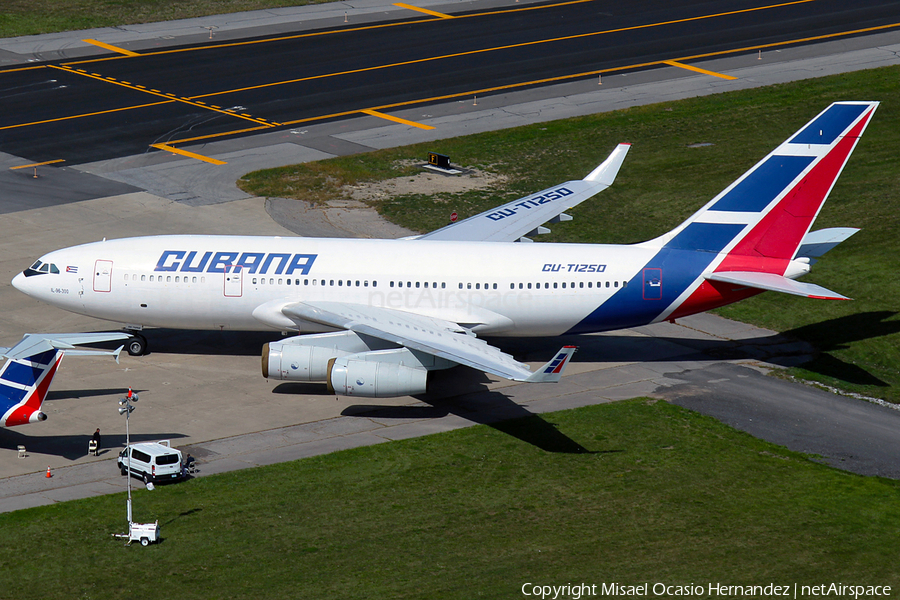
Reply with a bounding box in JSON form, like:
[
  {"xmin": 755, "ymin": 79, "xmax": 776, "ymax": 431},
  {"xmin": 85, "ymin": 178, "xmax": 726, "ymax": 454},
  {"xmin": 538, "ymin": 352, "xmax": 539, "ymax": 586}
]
[
  {"xmin": 282, "ymin": 301, "xmax": 575, "ymax": 382},
  {"xmin": 417, "ymin": 143, "xmax": 630, "ymax": 243}
]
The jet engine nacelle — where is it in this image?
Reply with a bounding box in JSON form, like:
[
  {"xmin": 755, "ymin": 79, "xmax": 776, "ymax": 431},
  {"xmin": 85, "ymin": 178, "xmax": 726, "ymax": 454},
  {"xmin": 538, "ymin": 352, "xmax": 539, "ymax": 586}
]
[
  {"xmin": 327, "ymin": 357, "xmax": 428, "ymax": 398},
  {"xmin": 264, "ymin": 343, "xmax": 342, "ymax": 381},
  {"xmin": 262, "ymin": 330, "xmax": 389, "ymax": 381}
]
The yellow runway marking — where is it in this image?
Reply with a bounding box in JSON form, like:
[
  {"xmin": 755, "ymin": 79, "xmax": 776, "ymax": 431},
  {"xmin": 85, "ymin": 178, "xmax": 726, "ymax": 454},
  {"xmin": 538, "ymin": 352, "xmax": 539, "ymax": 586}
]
[
  {"xmin": 48, "ymin": 64, "xmax": 276, "ymax": 128},
  {"xmin": 9, "ymin": 159, "xmax": 65, "ymax": 169},
  {"xmin": 361, "ymin": 109, "xmax": 435, "ymax": 129},
  {"xmin": 57, "ymin": 0, "xmax": 594, "ymax": 67},
  {"xmin": 663, "ymin": 60, "xmax": 737, "ymax": 80},
  {"xmin": 0, "ymin": 100, "xmax": 174, "ymax": 132},
  {"xmin": 166, "ymin": 15, "xmax": 900, "ymax": 146},
  {"xmin": 83, "ymin": 39, "xmax": 140, "ymax": 57},
  {"xmin": 150, "ymin": 143, "xmax": 227, "ymax": 165},
  {"xmin": 3, "ymin": 1, "xmax": 897, "ymax": 149},
  {"xmin": 393, "ymin": 3, "xmax": 454, "ymax": 19},
  {"xmin": 0, "ymin": 65, "xmax": 49, "ymax": 74},
  {"xmin": 186, "ymin": 0, "xmax": 814, "ymax": 103},
  {"xmin": 101, "ymin": 17, "xmax": 900, "ymax": 149}
]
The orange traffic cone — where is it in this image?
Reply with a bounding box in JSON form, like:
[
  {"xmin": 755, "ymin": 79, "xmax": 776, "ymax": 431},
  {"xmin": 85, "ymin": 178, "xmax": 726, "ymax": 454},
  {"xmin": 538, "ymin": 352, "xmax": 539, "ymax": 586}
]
[{"xmin": 45, "ymin": 466, "xmax": 52, "ymax": 478}]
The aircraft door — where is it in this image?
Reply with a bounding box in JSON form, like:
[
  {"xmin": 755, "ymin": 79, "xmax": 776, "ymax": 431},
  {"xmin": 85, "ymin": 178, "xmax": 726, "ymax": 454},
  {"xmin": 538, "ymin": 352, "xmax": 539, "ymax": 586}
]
[
  {"xmin": 93, "ymin": 260, "xmax": 113, "ymax": 293},
  {"xmin": 642, "ymin": 267, "xmax": 662, "ymax": 300},
  {"xmin": 224, "ymin": 268, "xmax": 242, "ymax": 297}
]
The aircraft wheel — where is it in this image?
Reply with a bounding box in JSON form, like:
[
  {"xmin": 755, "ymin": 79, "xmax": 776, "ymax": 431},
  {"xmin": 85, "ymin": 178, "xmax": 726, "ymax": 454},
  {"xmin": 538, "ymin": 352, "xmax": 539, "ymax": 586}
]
[{"xmin": 127, "ymin": 334, "xmax": 148, "ymax": 356}]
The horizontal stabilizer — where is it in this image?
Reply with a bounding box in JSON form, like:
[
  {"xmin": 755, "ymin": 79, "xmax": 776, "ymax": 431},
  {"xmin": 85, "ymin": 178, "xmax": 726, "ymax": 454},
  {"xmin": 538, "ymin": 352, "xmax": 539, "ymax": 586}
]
[
  {"xmin": 706, "ymin": 272, "xmax": 849, "ymax": 300},
  {"xmin": 2, "ymin": 332, "xmax": 130, "ymax": 362},
  {"xmin": 796, "ymin": 228, "xmax": 860, "ymax": 259}
]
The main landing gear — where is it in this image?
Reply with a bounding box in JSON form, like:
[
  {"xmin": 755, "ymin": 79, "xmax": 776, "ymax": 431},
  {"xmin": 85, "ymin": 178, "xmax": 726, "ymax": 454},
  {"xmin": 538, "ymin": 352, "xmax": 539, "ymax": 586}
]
[{"xmin": 126, "ymin": 333, "xmax": 149, "ymax": 357}]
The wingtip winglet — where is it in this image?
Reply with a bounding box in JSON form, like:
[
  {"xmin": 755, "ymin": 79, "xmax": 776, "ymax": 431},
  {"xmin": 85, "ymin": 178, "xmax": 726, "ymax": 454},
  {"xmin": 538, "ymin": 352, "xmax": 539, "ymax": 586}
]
[
  {"xmin": 526, "ymin": 345, "xmax": 577, "ymax": 383},
  {"xmin": 583, "ymin": 143, "xmax": 631, "ymax": 185}
]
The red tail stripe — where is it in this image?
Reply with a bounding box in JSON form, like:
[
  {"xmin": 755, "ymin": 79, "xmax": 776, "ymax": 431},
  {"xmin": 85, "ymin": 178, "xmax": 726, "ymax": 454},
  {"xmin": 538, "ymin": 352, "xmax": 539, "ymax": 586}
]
[
  {"xmin": 716, "ymin": 107, "xmax": 873, "ymax": 275},
  {"xmin": 4, "ymin": 354, "xmax": 62, "ymax": 427}
]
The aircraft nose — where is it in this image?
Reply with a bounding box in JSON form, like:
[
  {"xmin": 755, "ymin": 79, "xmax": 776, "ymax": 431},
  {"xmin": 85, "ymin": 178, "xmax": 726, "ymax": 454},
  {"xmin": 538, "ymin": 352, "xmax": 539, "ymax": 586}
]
[{"xmin": 11, "ymin": 271, "xmax": 26, "ymax": 293}]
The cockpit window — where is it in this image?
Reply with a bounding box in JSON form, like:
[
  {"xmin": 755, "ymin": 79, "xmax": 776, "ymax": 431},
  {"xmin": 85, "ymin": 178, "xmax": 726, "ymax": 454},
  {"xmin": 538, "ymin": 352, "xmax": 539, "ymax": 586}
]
[{"xmin": 23, "ymin": 260, "xmax": 60, "ymax": 277}]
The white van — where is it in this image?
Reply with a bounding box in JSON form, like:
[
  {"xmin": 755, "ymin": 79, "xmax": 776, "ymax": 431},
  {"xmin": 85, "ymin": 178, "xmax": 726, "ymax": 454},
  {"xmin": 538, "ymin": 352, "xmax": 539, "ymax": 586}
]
[{"xmin": 117, "ymin": 440, "xmax": 184, "ymax": 483}]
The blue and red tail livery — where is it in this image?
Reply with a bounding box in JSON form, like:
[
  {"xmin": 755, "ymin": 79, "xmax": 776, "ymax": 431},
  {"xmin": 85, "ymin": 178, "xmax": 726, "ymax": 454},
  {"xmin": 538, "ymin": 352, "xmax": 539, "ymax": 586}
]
[
  {"xmin": 569, "ymin": 101, "xmax": 877, "ymax": 334},
  {"xmin": 12, "ymin": 103, "xmax": 877, "ymax": 397},
  {"xmin": 0, "ymin": 349, "xmax": 61, "ymax": 427},
  {"xmin": 0, "ymin": 334, "xmax": 126, "ymax": 428}
]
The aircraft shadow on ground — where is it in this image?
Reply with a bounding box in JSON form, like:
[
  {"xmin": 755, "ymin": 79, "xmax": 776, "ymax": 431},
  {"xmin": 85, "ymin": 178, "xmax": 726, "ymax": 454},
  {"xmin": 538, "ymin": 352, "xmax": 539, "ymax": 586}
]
[
  {"xmin": 144, "ymin": 311, "xmax": 896, "ymax": 390},
  {"xmin": 339, "ymin": 368, "xmax": 593, "ymax": 454},
  {"xmin": 779, "ymin": 311, "xmax": 900, "ymax": 387},
  {"xmin": 46, "ymin": 387, "xmax": 134, "ymax": 401},
  {"xmin": 128, "ymin": 329, "xmax": 279, "ymax": 357},
  {"xmin": 0, "ymin": 431, "xmax": 187, "ymax": 461},
  {"xmin": 491, "ymin": 312, "xmax": 898, "ymax": 388},
  {"xmin": 342, "ymin": 396, "xmax": 593, "ymax": 454}
]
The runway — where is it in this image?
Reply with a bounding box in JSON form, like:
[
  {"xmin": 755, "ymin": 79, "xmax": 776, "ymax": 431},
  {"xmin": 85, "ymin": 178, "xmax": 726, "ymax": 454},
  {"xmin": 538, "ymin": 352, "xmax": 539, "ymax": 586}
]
[
  {"xmin": 1, "ymin": 0, "xmax": 900, "ymax": 513},
  {"xmin": 1, "ymin": 0, "xmax": 898, "ymax": 164}
]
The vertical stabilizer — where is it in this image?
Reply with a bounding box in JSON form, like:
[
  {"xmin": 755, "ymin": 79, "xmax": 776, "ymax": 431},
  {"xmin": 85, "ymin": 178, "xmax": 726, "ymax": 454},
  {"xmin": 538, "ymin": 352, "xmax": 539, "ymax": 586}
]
[
  {"xmin": 652, "ymin": 102, "xmax": 877, "ymax": 264},
  {"xmin": 0, "ymin": 349, "xmax": 61, "ymax": 427},
  {"xmin": 659, "ymin": 102, "xmax": 877, "ymax": 319},
  {"xmin": 568, "ymin": 102, "xmax": 878, "ymax": 333}
]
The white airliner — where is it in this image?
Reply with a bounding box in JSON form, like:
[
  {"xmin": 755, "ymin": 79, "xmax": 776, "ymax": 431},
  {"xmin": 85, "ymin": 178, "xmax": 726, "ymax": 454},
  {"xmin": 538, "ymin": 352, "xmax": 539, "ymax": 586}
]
[{"xmin": 12, "ymin": 102, "xmax": 877, "ymax": 398}]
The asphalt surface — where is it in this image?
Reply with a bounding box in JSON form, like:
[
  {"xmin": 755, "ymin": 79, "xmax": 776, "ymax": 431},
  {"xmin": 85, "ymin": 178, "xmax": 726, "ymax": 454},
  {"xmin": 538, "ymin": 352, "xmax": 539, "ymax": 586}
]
[
  {"xmin": 1, "ymin": 0, "xmax": 899, "ymax": 164},
  {"xmin": 661, "ymin": 363, "xmax": 900, "ymax": 479},
  {"xmin": 0, "ymin": 1, "xmax": 899, "ymax": 512}
]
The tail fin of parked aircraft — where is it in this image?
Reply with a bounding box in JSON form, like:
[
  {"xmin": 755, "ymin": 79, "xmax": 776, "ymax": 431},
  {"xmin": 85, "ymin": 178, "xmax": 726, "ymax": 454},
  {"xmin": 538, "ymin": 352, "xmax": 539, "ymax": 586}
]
[
  {"xmin": 0, "ymin": 333, "xmax": 127, "ymax": 427},
  {"xmin": 0, "ymin": 348, "xmax": 63, "ymax": 427},
  {"xmin": 650, "ymin": 101, "xmax": 878, "ymax": 319}
]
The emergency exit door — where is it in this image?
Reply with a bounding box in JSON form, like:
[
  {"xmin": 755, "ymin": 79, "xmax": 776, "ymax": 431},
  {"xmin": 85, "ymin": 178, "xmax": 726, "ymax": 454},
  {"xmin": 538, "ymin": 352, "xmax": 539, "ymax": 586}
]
[
  {"xmin": 224, "ymin": 268, "xmax": 243, "ymax": 297},
  {"xmin": 642, "ymin": 268, "xmax": 662, "ymax": 300}
]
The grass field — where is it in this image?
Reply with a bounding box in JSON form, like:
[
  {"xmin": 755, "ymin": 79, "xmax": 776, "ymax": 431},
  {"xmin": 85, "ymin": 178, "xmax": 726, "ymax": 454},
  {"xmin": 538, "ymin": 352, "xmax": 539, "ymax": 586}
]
[
  {"xmin": 2, "ymin": 400, "xmax": 899, "ymax": 599},
  {"xmin": 240, "ymin": 66, "xmax": 900, "ymax": 404},
  {"xmin": 0, "ymin": 0, "xmax": 326, "ymax": 37}
]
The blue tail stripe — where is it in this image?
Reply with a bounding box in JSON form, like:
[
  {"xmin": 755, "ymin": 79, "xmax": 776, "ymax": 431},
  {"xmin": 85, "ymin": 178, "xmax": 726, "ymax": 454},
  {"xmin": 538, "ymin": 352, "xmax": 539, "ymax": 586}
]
[
  {"xmin": 663, "ymin": 221, "xmax": 748, "ymax": 253},
  {"xmin": 710, "ymin": 155, "xmax": 814, "ymax": 213},
  {"xmin": 789, "ymin": 103, "xmax": 868, "ymax": 145},
  {"xmin": 29, "ymin": 349, "xmax": 57, "ymax": 366},
  {"xmin": 566, "ymin": 223, "xmax": 744, "ymax": 334},
  {"xmin": 0, "ymin": 384, "xmax": 27, "ymax": 406},
  {"xmin": 1, "ymin": 361, "xmax": 46, "ymax": 387}
]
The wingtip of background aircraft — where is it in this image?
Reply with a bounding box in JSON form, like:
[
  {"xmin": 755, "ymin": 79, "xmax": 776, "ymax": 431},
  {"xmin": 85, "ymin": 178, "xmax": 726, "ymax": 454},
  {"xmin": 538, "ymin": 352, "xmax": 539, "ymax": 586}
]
[{"xmin": 583, "ymin": 143, "xmax": 631, "ymax": 186}]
